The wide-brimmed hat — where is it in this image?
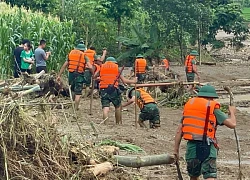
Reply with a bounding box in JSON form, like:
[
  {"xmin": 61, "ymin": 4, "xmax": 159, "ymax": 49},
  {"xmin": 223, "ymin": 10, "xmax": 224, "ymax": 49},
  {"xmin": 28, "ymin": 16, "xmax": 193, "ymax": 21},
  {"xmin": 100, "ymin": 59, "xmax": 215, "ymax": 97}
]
[
  {"xmin": 136, "ymin": 54, "xmax": 143, "ymax": 58},
  {"xmin": 197, "ymin": 85, "xmax": 218, "ymax": 98},
  {"xmin": 190, "ymin": 50, "xmax": 199, "ymax": 56},
  {"xmin": 106, "ymin": 57, "xmax": 117, "ymax": 63},
  {"xmin": 75, "ymin": 43, "xmax": 86, "ymax": 50},
  {"xmin": 161, "ymin": 56, "xmax": 166, "ymax": 60}
]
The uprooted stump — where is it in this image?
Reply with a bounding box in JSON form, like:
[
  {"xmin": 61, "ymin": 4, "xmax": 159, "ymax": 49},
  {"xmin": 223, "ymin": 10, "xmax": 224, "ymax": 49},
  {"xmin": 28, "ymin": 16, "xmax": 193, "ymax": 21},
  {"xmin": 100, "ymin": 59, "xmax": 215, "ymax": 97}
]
[{"xmin": 146, "ymin": 67, "xmax": 180, "ymax": 81}]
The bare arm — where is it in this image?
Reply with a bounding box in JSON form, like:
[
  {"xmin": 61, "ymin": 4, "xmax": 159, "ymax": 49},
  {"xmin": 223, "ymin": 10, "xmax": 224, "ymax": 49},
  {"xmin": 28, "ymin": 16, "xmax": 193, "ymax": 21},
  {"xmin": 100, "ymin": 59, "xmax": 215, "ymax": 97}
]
[
  {"xmin": 120, "ymin": 75, "xmax": 137, "ymax": 84},
  {"xmin": 23, "ymin": 58, "xmax": 34, "ymax": 64},
  {"xmin": 86, "ymin": 62, "xmax": 94, "ymax": 74},
  {"xmin": 174, "ymin": 124, "xmax": 183, "ymax": 159},
  {"xmin": 122, "ymin": 96, "xmax": 135, "ymax": 108},
  {"xmin": 100, "ymin": 49, "xmax": 107, "ymax": 61},
  {"xmin": 223, "ymin": 106, "xmax": 236, "ymax": 129},
  {"xmin": 57, "ymin": 61, "xmax": 68, "ymax": 79}
]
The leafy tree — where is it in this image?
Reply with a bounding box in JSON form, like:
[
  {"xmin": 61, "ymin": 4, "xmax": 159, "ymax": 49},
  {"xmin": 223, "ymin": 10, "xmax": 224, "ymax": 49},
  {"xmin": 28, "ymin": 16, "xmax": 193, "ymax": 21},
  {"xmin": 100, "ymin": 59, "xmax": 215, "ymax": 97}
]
[{"xmin": 99, "ymin": 0, "xmax": 140, "ymax": 50}]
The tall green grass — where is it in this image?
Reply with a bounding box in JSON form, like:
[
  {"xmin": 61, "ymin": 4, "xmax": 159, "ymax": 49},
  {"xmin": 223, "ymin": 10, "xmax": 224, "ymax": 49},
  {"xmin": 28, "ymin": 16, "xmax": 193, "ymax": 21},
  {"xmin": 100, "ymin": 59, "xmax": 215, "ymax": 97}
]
[{"xmin": 0, "ymin": 2, "xmax": 76, "ymax": 79}]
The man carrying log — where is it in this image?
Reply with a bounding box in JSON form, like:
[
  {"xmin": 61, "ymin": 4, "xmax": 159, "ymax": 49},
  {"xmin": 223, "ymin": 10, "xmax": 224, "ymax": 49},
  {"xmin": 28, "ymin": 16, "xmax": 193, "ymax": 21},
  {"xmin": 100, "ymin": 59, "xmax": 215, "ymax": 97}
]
[
  {"xmin": 131, "ymin": 54, "xmax": 149, "ymax": 84},
  {"xmin": 57, "ymin": 43, "xmax": 93, "ymax": 110},
  {"xmin": 96, "ymin": 57, "xmax": 137, "ymax": 124},
  {"xmin": 159, "ymin": 56, "xmax": 170, "ymax": 75},
  {"xmin": 123, "ymin": 87, "xmax": 160, "ymax": 128},
  {"xmin": 174, "ymin": 85, "xmax": 237, "ymax": 180},
  {"xmin": 185, "ymin": 50, "xmax": 200, "ymax": 83}
]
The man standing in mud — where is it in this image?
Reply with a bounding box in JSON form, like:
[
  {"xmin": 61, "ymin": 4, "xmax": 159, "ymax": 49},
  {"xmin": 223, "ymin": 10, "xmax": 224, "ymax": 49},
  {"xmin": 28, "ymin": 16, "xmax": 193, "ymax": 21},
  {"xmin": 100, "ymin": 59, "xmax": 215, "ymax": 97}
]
[
  {"xmin": 57, "ymin": 43, "xmax": 93, "ymax": 110},
  {"xmin": 96, "ymin": 57, "xmax": 137, "ymax": 124},
  {"xmin": 123, "ymin": 87, "xmax": 160, "ymax": 128},
  {"xmin": 174, "ymin": 85, "xmax": 237, "ymax": 180},
  {"xmin": 185, "ymin": 50, "xmax": 200, "ymax": 82},
  {"xmin": 130, "ymin": 54, "xmax": 149, "ymax": 84}
]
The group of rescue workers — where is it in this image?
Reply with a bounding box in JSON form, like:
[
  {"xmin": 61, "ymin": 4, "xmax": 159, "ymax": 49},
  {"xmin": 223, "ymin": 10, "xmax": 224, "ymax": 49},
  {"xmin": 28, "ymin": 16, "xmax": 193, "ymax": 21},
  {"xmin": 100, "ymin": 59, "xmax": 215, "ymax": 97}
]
[{"xmin": 55, "ymin": 42, "xmax": 237, "ymax": 180}]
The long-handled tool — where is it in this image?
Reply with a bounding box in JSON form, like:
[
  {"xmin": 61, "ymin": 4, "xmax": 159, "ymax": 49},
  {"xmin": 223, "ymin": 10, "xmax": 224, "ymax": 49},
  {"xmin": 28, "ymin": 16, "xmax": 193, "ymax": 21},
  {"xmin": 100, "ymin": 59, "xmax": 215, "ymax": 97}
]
[
  {"xmin": 89, "ymin": 78, "xmax": 95, "ymax": 115},
  {"xmin": 174, "ymin": 155, "xmax": 183, "ymax": 180},
  {"xmin": 224, "ymin": 86, "xmax": 242, "ymax": 180}
]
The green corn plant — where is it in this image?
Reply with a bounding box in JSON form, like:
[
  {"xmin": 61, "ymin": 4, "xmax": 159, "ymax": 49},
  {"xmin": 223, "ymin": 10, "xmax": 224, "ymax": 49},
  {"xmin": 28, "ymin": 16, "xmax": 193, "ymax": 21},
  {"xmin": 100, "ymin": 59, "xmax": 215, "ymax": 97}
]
[{"xmin": 0, "ymin": 2, "xmax": 76, "ymax": 79}]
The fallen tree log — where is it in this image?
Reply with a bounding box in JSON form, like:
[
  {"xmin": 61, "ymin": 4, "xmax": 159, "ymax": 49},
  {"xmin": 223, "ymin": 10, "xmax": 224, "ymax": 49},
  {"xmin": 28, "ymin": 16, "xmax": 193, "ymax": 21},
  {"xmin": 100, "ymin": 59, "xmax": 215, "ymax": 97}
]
[
  {"xmin": 114, "ymin": 153, "xmax": 174, "ymax": 168},
  {"xmin": 131, "ymin": 81, "xmax": 200, "ymax": 88},
  {"xmin": 201, "ymin": 62, "xmax": 216, "ymax": 66}
]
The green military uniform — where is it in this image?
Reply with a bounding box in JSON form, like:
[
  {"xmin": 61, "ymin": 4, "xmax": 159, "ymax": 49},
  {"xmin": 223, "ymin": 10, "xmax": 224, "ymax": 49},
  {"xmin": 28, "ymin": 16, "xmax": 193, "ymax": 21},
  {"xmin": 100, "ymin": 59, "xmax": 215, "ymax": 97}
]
[
  {"xmin": 186, "ymin": 59, "xmax": 196, "ymax": 82},
  {"xmin": 100, "ymin": 88, "xmax": 121, "ymax": 108},
  {"xmin": 133, "ymin": 54, "xmax": 149, "ymax": 84},
  {"xmin": 100, "ymin": 57, "xmax": 121, "ymax": 109},
  {"xmin": 84, "ymin": 69, "xmax": 92, "ymax": 87},
  {"xmin": 181, "ymin": 85, "xmax": 228, "ymax": 179},
  {"xmin": 186, "ymin": 50, "xmax": 199, "ymax": 82},
  {"xmin": 131, "ymin": 90, "xmax": 160, "ymax": 128},
  {"xmin": 68, "ymin": 44, "xmax": 89, "ymax": 95},
  {"xmin": 181, "ymin": 109, "xmax": 227, "ymax": 179}
]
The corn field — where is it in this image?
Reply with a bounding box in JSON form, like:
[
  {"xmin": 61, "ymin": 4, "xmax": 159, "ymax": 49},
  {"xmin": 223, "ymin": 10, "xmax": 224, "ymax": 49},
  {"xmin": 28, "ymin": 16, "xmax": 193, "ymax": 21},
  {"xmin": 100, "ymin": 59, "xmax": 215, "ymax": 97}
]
[{"xmin": 0, "ymin": 2, "xmax": 75, "ymax": 79}]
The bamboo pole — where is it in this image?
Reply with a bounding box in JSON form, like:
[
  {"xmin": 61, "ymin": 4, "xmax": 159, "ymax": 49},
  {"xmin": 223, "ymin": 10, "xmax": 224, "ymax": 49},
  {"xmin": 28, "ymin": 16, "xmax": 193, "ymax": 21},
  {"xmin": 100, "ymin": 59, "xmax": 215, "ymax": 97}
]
[
  {"xmin": 114, "ymin": 153, "xmax": 174, "ymax": 168},
  {"xmin": 130, "ymin": 81, "xmax": 200, "ymax": 88}
]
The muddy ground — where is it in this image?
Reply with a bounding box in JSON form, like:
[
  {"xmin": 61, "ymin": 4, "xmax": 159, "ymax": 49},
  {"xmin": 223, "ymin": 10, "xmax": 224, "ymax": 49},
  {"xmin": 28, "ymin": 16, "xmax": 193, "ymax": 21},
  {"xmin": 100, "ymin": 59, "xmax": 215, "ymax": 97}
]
[{"xmin": 58, "ymin": 62, "xmax": 250, "ymax": 180}]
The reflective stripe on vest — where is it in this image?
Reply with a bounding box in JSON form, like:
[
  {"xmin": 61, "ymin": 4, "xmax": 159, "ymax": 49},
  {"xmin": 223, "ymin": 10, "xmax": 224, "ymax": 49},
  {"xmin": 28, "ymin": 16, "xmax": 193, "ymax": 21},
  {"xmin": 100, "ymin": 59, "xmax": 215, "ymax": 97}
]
[
  {"xmin": 85, "ymin": 49, "xmax": 96, "ymax": 67},
  {"xmin": 185, "ymin": 55, "xmax": 194, "ymax": 73},
  {"xmin": 68, "ymin": 49, "xmax": 86, "ymax": 73},
  {"xmin": 162, "ymin": 59, "xmax": 169, "ymax": 68},
  {"xmin": 135, "ymin": 58, "xmax": 147, "ymax": 73},
  {"xmin": 99, "ymin": 62, "xmax": 119, "ymax": 89},
  {"xmin": 136, "ymin": 88, "xmax": 155, "ymax": 109},
  {"xmin": 182, "ymin": 97, "xmax": 220, "ymax": 141}
]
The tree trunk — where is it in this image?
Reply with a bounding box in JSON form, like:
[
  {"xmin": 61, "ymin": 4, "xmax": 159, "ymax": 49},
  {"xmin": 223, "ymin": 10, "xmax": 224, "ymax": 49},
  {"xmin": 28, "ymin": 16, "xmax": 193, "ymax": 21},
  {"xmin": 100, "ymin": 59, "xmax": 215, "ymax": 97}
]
[
  {"xmin": 117, "ymin": 17, "xmax": 122, "ymax": 51},
  {"xmin": 114, "ymin": 154, "xmax": 174, "ymax": 168},
  {"xmin": 177, "ymin": 26, "xmax": 184, "ymax": 64}
]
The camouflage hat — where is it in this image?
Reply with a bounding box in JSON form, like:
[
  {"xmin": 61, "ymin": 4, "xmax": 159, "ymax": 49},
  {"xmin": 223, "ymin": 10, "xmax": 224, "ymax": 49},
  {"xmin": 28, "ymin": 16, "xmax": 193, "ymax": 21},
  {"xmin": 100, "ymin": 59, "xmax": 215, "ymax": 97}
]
[
  {"xmin": 126, "ymin": 87, "xmax": 135, "ymax": 99},
  {"xmin": 190, "ymin": 50, "xmax": 199, "ymax": 56},
  {"xmin": 75, "ymin": 43, "xmax": 86, "ymax": 51},
  {"xmin": 136, "ymin": 54, "xmax": 143, "ymax": 58},
  {"xmin": 106, "ymin": 57, "xmax": 117, "ymax": 63},
  {"xmin": 197, "ymin": 85, "xmax": 218, "ymax": 98}
]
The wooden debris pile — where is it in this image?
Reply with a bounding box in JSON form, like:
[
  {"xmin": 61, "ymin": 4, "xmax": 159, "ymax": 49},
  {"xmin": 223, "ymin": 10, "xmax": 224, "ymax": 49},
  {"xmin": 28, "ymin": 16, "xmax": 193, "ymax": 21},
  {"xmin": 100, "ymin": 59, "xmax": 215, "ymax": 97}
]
[
  {"xmin": 0, "ymin": 71, "xmax": 70, "ymax": 100},
  {"xmin": 146, "ymin": 67, "xmax": 180, "ymax": 81}
]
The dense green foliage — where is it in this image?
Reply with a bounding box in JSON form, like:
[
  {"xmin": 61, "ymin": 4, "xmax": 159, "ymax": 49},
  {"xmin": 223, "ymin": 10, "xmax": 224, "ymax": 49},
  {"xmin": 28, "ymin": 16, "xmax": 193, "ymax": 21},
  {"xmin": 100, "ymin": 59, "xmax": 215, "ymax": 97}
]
[
  {"xmin": 1, "ymin": 0, "xmax": 249, "ymax": 77},
  {"xmin": 0, "ymin": 2, "xmax": 75, "ymax": 78}
]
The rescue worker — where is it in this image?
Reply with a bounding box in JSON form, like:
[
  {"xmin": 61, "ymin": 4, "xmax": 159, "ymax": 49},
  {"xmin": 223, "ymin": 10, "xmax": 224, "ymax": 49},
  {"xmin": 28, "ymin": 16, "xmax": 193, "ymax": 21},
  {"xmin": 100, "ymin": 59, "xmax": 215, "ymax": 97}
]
[
  {"xmin": 92, "ymin": 49, "xmax": 107, "ymax": 91},
  {"xmin": 96, "ymin": 57, "xmax": 137, "ymax": 124},
  {"xmin": 123, "ymin": 88, "xmax": 160, "ymax": 128},
  {"xmin": 57, "ymin": 43, "xmax": 93, "ymax": 110},
  {"xmin": 185, "ymin": 50, "xmax": 200, "ymax": 82},
  {"xmin": 174, "ymin": 85, "xmax": 237, "ymax": 180},
  {"xmin": 84, "ymin": 47, "xmax": 96, "ymax": 97},
  {"xmin": 159, "ymin": 56, "xmax": 170, "ymax": 75},
  {"xmin": 131, "ymin": 54, "xmax": 148, "ymax": 84}
]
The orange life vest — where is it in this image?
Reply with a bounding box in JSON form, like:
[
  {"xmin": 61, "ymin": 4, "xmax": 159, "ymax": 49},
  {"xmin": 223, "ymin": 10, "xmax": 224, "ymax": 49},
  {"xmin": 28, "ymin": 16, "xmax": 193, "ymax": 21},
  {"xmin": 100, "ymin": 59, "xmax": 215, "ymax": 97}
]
[
  {"xmin": 68, "ymin": 49, "xmax": 86, "ymax": 73},
  {"xmin": 136, "ymin": 88, "xmax": 155, "ymax": 109},
  {"xmin": 182, "ymin": 97, "xmax": 220, "ymax": 141},
  {"xmin": 93, "ymin": 63, "xmax": 101, "ymax": 74},
  {"xmin": 162, "ymin": 59, "xmax": 169, "ymax": 69},
  {"xmin": 99, "ymin": 62, "xmax": 119, "ymax": 89},
  {"xmin": 185, "ymin": 55, "xmax": 195, "ymax": 73},
  {"xmin": 85, "ymin": 49, "xmax": 96, "ymax": 67},
  {"xmin": 135, "ymin": 58, "xmax": 147, "ymax": 74}
]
